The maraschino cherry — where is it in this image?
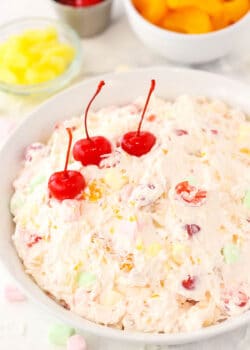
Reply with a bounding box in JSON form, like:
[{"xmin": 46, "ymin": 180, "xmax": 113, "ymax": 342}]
[
  {"xmin": 48, "ymin": 128, "xmax": 86, "ymax": 200},
  {"xmin": 121, "ymin": 79, "xmax": 156, "ymax": 157},
  {"xmin": 56, "ymin": 0, "xmax": 102, "ymax": 7},
  {"xmin": 73, "ymin": 81, "xmax": 112, "ymax": 166}
]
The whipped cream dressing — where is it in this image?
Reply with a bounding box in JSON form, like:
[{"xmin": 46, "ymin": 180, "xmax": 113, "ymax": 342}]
[{"xmin": 11, "ymin": 95, "xmax": 250, "ymax": 333}]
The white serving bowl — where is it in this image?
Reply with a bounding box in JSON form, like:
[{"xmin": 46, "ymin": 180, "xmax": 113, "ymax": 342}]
[
  {"xmin": 123, "ymin": 0, "xmax": 250, "ymax": 64},
  {"xmin": 1, "ymin": 67, "xmax": 250, "ymax": 347}
]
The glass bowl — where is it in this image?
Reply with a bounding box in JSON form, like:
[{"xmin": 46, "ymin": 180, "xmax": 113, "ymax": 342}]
[{"xmin": 0, "ymin": 17, "xmax": 82, "ymax": 95}]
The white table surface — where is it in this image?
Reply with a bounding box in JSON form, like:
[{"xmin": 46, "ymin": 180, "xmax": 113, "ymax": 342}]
[{"xmin": 1, "ymin": 1, "xmax": 250, "ymax": 349}]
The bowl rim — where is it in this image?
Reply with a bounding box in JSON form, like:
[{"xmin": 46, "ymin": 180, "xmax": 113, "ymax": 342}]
[
  {"xmin": 0, "ymin": 17, "xmax": 82, "ymax": 95},
  {"xmin": 124, "ymin": 0, "xmax": 250, "ymax": 39},
  {"xmin": 50, "ymin": 0, "xmax": 113, "ymax": 9},
  {"xmin": 2, "ymin": 66, "xmax": 250, "ymax": 345}
]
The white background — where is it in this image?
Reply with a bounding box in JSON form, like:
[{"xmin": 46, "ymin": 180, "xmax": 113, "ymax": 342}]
[{"xmin": 1, "ymin": 1, "xmax": 250, "ymax": 349}]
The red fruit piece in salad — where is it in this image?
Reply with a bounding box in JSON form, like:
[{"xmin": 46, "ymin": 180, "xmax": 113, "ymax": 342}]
[
  {"xmin": 175, "ymin": 181, "xmax": 207, "ymax": 206},
  {"xmin": 24, "ymin": 143, "xmax": 45, "ymax": 162},
  {"xmin": 185, "ymin": 224, "xmax": 201, "ymax": 237},
  {"xmin": 236, "ymin": 291, "xmax": 249, "ymax": 307},
  {"xmin": 182, "ymin": 276, "xmax": 196, "ymax": 290},
  {"xmin": 147, "ymin": 114, "xmax": 156, "ymax": 122},
  {"xmin": 175, "ymin": 129, "xmax": 188, "ymax": 136},
  {"xmin": 27, "ymin": 235, "xmax": 42, "ymax": 248},
  {"xmin": 224, "ymin": 290, "xmax": 249, "ymax": 308}
]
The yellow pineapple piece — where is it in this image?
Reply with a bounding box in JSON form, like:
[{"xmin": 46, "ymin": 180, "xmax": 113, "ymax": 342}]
[
  {"xmin": 240, "ymin": 148, "xmax": 250, "ymax": 156},
  {"xmin": 146, "ymin": 242, "xmax": 162, "ymax": 257},
  {"xmin": 171, "ymin": 243, "xmax": 189, "ymax": 265},
  {"xmin": 46, "ymin": 44, "xmax": 75, "ymax": 61},
  {"xmin": 238, "ymin": 123, "xmax": 250, "ymax": 144},
  {"xmin": 100, "ymin": 290, "xmax": 123, "ymax": 306},
  {"xmin": 104, "ymin": 168, "xmax": 128, "ymax": 191},
  {"xmin": 0, "ymin": 67, "xmax": 18, "ymax": 84},
  {"xmin": 136, "ymin": 238, "xmax": 144, "ymax": 251}
]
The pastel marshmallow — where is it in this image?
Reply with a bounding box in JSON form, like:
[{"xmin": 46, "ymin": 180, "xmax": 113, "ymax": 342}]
[
  {"xmin": 77, "ymin": 272, "xmax": 96, "ymax": 289},
  {"xmin": 243, "ymin": 190, "xmax": 250, "ymax": 210},
  {"xmin": 67, "ymin": 334, "xmax": 87, "ymax": 350},
  {"xmin": 223, "ymin": 244, "xmax": 240, "ymax": 264},
  {"xmin": 49, "ymin": 323, "xmax": 75, "ymax": 346},
  {"xmin": 4, "ymin": 285, "xmax": 26, "ymax": 302}
]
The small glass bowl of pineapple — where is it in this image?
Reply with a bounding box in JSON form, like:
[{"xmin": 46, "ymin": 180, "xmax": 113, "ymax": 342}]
[{"xmin": 0, "ymin": 18, "xmax": 82, "ymax": 95}]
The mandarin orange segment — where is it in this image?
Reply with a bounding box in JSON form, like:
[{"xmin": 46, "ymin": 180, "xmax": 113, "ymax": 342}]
[
  {"xmin": 161, "ymin": 8, "xmax": 212, "ymax": 34},
  {"xmin": 210, "ymin": 13, "xmax": 229, "ymax": 30},
  {"xmin": 133, "ymin": 0, "xmax": 168, "ymax": 23},
  {"xmin": 167, "ymin": 0, "xmax": 223, "ymax": 16},
  {"xmin": 133, "ymin": 0, "xmax": 148, "ymax": 12},
  {"xmin": 211, "ymin": 0, "xmax": 249, "ymax": 30},
  {"xmin": 223, "ymin": 0, "xmax": 249, "ymax": 23}
]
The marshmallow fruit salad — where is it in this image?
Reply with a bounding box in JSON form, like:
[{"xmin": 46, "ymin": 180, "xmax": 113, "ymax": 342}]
[{"xmin": 11, "ymin": 80, "xmax": 250, "ymax": 333}]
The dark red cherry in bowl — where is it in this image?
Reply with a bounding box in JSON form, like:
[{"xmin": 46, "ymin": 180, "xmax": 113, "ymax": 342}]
[
  {"xmin": 73, "ymin": 80, "xmax": 112, "ymax": 167},
  {"xmin": 48, "ymin": 128, "xmax": 86, "ymax": 200},
  {"xmin": 55, "ymin": 0, "xmax": 103, "ymax": 7},
  {"xmin": 121, "ymin": 79, "xmax": 156, "ymax": 157}
]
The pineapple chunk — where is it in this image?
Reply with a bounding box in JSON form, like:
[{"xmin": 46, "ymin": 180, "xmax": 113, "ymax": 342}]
[{"xmin": 0, "ymin": 27, "xmax": 75, "ymax": 86}]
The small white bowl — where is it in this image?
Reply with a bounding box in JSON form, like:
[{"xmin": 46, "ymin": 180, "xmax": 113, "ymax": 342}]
[
  {"xmin": 123, "ymin": 0, "xmax": 250, "ymax": 64},
  {"xmin": 1, "ymin": 67, "xmax": 250, "ymax": 346}
]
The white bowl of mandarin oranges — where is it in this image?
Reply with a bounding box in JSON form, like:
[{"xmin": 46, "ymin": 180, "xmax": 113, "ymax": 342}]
[{"xmin": 124, "ymin": 0, "xmax": 250, "ymax": 64}]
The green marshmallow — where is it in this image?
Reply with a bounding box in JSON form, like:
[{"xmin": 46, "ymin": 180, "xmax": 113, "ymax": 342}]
[
  {"xmin": 48, "ymin": 323, "xmax": 75, "ymax": 346},
  {"xmin": 10, "ymin": 195, "xmax": 24, "ymax": 214},
  {"xmin": 223, "ymin": 244, "xmax": 240, "ymax": 264},
  {"xmin": 185, "ymin": 176, "xmax": 197, "ymax": 186},
  {"xmin": 28, "ymin": 175, "xmax": 46, "ymax": 193},
  {"xmin": 243, "ymin": 190, "xmax": 250, "ymax": 210},
  {"xmin": 77, "ymin": 272, "xmax": 96, "ymax": 288}
]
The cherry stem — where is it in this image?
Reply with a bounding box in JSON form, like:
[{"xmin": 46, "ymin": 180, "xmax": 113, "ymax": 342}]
[
  {"xmin": 137, "ymin": 79, "xmax": 156, "ymax": 136},
  {"xmin": 64, "ymin": 128, "xmax": 73, "ymax": 173},
  {"xmin": 84, "ymin": 80, "xmax": 105, "ymax": 140}
]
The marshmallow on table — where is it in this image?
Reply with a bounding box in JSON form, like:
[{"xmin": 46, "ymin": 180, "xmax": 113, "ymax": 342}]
[
  {"xmin": 67, "ymin": 334, "xmax": 88, "ymax": 350},
  {"xmin": 49, "ymin": 323, "xmax": 75, "ymax": 346},
  {"xmin": 0, "ymin": 119, "xmax": 15, "ymax": 143},
  {"xmin": 4, "ymin": 284, "xmax": 26, "ymax": 302}
]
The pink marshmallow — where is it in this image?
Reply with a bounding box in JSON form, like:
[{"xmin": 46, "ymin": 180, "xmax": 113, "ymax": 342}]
[
  {"xmin": 4, "ymin": 285, "xmax": 26, "ymax": 302},
  {"xmin": 67, "ymin": 334, "xmax": 87, "ymax": 350},
  {"xmin": 0, "ymin": 119, "xmax": 15, "ymax": 142}
]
